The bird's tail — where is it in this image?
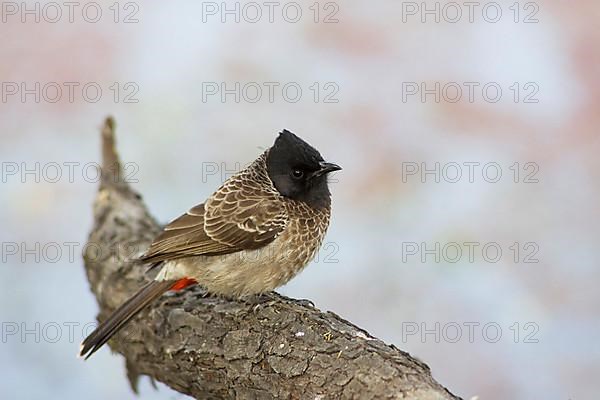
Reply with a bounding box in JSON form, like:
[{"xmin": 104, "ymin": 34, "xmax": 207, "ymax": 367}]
[{"xmin": 79, "ymin": 280, "xmax": 176, "ymax": 360}]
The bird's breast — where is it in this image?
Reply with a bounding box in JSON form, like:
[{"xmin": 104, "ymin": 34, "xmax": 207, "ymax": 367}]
[{"xmin": 160, "ymin": 206, "xmax": 330, "ymax": 298}]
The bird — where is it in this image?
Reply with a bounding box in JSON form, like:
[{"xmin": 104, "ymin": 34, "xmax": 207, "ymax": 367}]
[{"xmin": 79, "ymin": 129, "xmax": 341, "ymax": 359}]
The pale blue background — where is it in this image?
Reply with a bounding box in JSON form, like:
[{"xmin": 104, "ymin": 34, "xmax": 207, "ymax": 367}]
[{"xmin": 1, "ymin": 1, "xmax": 598, "ymax": 399}]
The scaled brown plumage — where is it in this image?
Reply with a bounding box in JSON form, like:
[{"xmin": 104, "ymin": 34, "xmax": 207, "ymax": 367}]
[{"xmin": 140, "ymin": 152, "xmax": 288, "ymax": 262}]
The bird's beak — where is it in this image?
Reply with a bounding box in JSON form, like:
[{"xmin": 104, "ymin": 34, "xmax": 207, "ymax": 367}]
[{"xmin": 313, "ymin": 161, "xmax": 342, "ymax": 178}]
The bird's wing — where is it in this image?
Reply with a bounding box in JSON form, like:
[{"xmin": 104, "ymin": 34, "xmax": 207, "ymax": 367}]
[
  {"xmin": 140, "ymin": 180, "xmax": 288, "ymax": 264},
  {"xmin": 203, "ymin": 173, "xmax": 288, "ymax": 248}
]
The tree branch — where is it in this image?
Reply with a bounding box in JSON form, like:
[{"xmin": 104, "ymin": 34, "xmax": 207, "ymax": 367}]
[{"xmin": 82, "ymin": 117, "xmax": 463, "ymax": 400}]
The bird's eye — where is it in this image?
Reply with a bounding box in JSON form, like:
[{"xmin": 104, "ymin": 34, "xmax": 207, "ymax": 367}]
[{"xmin": 291, "ymin": 169, "xmax": 304, "ymax": 179}]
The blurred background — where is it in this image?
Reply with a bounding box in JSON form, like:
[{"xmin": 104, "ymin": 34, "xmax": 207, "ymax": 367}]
[{"xmin": 1, "ymin": 1, "xmax": 598, "ymax": 399}]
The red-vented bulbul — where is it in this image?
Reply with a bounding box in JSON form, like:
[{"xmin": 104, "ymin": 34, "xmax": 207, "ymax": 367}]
[{"xmin": 79, "ymin": 129, "xmax": 341, "ymax": 359}]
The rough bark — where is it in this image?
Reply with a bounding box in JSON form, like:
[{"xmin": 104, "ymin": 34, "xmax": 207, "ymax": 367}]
[{"xmin": 82, "ymin": 117, "xmax": 463, "ymax": 400}]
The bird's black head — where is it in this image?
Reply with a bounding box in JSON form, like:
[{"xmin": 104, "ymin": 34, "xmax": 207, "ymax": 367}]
[{"xmin": 266, "ymin": 129, "xmax": 341, "ymax": 209}]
